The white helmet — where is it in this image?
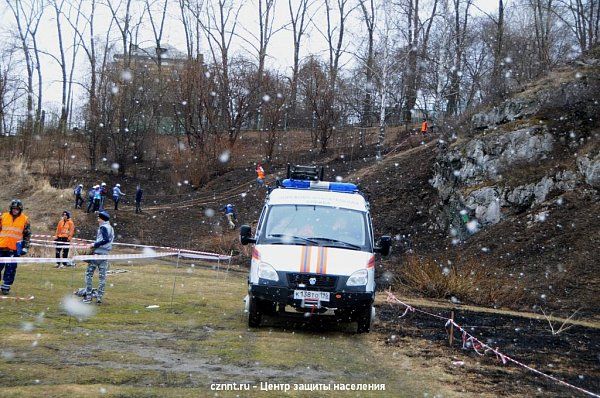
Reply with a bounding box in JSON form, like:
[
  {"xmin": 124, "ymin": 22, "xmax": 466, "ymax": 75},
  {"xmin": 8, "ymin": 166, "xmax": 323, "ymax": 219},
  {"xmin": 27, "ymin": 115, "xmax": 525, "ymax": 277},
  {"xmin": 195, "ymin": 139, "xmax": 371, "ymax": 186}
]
[
  {"xmin": 116, "ymin": 183, "xmax": 121, "ymax": 187},
  {"xmin": 101, "ymin": 182, "xmax": 106, "ymax": 186},
  {"xmin": 78, "ymin": 184, "xmax": 83, "ymax": 187},
  {"xmin": 94, "ymin": 185, "xmax": 99, "ymax": 188}
]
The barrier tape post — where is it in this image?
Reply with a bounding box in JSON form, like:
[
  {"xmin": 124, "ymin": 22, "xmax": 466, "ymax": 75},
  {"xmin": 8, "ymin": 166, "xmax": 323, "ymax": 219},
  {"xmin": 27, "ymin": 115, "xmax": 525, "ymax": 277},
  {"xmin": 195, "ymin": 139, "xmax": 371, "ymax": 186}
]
[
  {"xmin": 169, "ymin": 250, "xmax": 181, "ymax": 311},
  {"xmin": 449, "ymin": 310, "xmax": 454, "ymax": 347}
]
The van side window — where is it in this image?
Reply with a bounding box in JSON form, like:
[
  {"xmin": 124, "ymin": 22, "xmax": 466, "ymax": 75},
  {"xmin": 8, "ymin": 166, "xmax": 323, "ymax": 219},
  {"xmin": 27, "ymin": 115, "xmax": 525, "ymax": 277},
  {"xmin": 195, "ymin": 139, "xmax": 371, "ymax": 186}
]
[{"xmin": 256, "ymin": 205, "xmax": 267, "ymax": 237}]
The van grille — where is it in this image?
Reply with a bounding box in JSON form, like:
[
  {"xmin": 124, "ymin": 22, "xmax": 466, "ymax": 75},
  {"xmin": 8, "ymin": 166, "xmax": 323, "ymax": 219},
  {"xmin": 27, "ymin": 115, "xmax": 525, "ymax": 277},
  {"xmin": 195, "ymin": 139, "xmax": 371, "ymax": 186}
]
[{"xmin": 287, "ymin": 273, "xmax": 338, "ymax": 290}]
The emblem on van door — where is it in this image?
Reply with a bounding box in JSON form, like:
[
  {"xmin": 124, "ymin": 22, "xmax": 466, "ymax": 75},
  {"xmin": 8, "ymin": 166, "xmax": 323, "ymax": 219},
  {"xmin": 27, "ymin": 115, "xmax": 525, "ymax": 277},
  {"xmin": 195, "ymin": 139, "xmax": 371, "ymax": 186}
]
[{"xmin": 309, "ymin": 277, "xmax": 316, "ymax": 285}]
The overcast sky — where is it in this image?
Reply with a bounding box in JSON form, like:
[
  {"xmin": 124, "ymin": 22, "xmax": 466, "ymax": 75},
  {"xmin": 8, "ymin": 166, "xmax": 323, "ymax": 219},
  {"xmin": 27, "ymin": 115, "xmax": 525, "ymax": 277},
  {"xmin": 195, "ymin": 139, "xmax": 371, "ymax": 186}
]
[{"xmin": 0, "ymin": 0, "xmax": 501, "ymax": 116}]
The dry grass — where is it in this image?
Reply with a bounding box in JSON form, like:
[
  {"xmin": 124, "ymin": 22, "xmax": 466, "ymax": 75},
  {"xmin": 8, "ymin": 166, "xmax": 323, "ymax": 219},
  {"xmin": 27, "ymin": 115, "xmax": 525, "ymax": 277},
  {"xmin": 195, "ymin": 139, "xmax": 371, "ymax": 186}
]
[
  {"xmin": 395, "ymin": 255, "xmax": 525, "ymax": 308},
  {"xmin": 0, "ymin": 157, "xmax": 72, "ymax": 234}
]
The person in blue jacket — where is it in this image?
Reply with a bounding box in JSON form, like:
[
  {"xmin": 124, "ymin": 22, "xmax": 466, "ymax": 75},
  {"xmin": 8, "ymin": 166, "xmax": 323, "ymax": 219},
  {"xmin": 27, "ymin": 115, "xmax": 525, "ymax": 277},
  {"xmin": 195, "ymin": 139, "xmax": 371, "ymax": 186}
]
[
  {"xmin": 86, "ymin": 186, "xmax": 96, "ymax": 213},
  {"xmin": 92, "ymin": 185, "xmax": 102, "ymax": 212},
  {"xmin": 73, "ymin": 184, "xmax": 84, "ymax": 209},
  {"xmin": 220, "ymin": 203, "xmax": 237, "ymax": 230},
  {"xmin": 112, "ymin": 184, "xmax": 125, "ymax": 210}
]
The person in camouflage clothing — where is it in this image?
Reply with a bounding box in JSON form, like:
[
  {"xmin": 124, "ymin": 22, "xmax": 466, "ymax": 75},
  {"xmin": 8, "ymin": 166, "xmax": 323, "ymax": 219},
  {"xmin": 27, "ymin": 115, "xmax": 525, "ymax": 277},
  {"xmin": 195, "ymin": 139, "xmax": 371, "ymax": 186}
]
[{"xmin": 83, "ymin": 211, "xmax": 114, "ymax": 304}]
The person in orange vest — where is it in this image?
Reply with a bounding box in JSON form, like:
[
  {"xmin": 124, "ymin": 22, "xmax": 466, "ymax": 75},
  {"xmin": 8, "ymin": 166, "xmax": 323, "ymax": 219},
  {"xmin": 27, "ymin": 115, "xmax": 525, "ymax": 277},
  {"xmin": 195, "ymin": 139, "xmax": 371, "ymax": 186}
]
[
  {"xmin": 54, "ymin": 211, "xmax": 75, "ymax": 268},
  {"xmin": 421, "ymin": 118, "xmax": 428, "ymax": 134},
  {"xmin": 256, "ymin": 163, "xmax": 266, "ymax": 188},
  {"xmin": 0, "ymin": 199, "xmax": 31, "ymax": 295}
]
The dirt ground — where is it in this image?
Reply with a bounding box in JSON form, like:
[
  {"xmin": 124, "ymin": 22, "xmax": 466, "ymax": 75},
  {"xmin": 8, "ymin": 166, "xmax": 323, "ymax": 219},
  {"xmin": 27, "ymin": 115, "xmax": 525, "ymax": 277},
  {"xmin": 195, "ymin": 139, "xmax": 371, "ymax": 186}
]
[
  {"xmin": 1, "ymin": 261, "xmax": 597, "ymax": 397},
  {"xmin": 0, "ymin": 262, "xmax": 489, "ymax": 398}
]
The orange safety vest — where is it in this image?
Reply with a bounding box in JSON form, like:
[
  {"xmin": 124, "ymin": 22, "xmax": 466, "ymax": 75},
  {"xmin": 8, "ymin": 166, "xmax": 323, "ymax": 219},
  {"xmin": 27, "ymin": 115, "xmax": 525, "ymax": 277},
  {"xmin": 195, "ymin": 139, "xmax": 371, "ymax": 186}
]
[
  {"xmin": 421, "ymin": 121, "xmax": 428, "ymax": 133},
  {"xmin": 256, "ymin": 166, "xmax": 265, "ymax": 179},
  {"xmin": 0, "ymin": 212, "xmax": 29, "ymax": 251},
  {"xmin": 56, "ymin": 219, "xmax": 75, "ymax": 240}
]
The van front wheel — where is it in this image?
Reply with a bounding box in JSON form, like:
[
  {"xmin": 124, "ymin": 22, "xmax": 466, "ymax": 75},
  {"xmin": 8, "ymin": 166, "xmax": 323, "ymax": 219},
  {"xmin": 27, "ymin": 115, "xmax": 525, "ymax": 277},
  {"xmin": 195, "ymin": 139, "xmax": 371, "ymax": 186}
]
[
  {"xmin": 355, "ymin": 306, "xmax": 373, "ymax": 333},
  {"xmin": 248, "ymin": 296, "xmax": 262, "ymax": 328}
]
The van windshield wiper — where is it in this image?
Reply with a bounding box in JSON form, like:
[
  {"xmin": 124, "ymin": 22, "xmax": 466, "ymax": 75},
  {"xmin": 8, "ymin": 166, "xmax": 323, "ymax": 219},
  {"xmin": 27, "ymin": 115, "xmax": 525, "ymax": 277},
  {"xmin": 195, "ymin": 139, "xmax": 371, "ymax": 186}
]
[
  {"xmin": 311, "ymin": 237, "xmax": 362, "ymax": 250},
  {"xmin": 267, "ymin": 234, "xmax": 319, "ymax": 245}
]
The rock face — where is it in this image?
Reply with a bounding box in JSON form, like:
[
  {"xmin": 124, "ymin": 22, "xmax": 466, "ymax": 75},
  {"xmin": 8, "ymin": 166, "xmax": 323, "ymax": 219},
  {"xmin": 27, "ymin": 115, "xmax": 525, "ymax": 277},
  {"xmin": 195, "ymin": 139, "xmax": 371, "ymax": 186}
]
[
  {"xmin": 445, "ymin": 127, "xmax": 554, "ymax": 184},
  {"xmin": 432, "ymin": 127, "xmax": 596, "ymax": 233},
  {"xmin": 577, "ymin": 154, "xmax": 600, "ymax": 188},
  {"xmin": 432, "ymin": 64, "xmax": 599, "ymax": 235},
  {"xmin": 471, "ymin": 98, "xmax": 538, "ymax": 129}
]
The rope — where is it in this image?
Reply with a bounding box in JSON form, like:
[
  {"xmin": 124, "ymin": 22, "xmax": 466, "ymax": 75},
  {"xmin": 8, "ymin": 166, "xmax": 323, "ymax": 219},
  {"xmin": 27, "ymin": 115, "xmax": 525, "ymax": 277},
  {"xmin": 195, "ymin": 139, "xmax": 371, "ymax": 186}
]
[{"xmin": 386, "ymin": 292, "xmax": 600, "ymax": 398}]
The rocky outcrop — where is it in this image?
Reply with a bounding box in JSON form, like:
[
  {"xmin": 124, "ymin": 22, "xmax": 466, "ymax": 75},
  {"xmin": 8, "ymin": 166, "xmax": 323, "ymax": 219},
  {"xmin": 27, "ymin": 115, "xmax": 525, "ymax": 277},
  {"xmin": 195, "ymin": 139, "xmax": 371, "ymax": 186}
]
[
  {"xmin": 472, "ymin": 98, "xmax": 538, "ymax": 129},
  {"xmin": 433, "ymin": 62, "xmax": 599, "ymax": 235},
  {"xmin": 577, "ymin": 153, "xmax": 600, "ymax": 188},
  {"xmin": 438, "ymin": 127, "xmax": 554, "ymax": 187},
  {"xmin": 432, "ymin": 133, "xmax": 597, "ymax": 232}
]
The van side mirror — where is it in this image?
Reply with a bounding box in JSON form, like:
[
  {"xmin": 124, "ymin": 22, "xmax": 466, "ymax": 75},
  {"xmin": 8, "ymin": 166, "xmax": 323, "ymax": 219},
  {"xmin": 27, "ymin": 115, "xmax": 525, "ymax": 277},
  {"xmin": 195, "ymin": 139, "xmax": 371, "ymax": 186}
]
[
  {"xmin": 240, "ymin": 225, "xmax": 256, "ymax": 245},
  {"xmin": 375, "ymin": 235, "xmax": 391, "ymax": 256}
]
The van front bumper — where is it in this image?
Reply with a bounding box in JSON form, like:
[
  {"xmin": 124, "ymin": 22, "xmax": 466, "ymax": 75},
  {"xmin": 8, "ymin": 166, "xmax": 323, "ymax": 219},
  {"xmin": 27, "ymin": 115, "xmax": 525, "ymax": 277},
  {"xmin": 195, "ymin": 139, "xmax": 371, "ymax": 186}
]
[{"xmin": 249, "ymin": 285, "xmax": 374, "ymax": 309}]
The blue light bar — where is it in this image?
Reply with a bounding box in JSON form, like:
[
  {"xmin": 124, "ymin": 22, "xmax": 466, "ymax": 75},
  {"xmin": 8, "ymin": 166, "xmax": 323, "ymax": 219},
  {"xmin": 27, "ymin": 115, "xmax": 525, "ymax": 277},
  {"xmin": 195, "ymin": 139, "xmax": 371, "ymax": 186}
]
[
  {"xmin": 281, "ymin": 179, "xmax": 310, "ymax": 189},
  {"xmin": 280, "ymin": 179, "xmax": 358, "ymax": 193},
  {"xmin": 329, "ymin": 182, "xmax": 359, "ymax": 192}
]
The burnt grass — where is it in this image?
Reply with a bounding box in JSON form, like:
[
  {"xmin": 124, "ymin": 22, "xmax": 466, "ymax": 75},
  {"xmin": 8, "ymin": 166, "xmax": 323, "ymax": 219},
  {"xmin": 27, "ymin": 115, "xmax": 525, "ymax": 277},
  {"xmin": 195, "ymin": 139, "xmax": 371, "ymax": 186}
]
[{"xmin": 377, "ymin": 303, "xmax": 600, "ymax": 397}]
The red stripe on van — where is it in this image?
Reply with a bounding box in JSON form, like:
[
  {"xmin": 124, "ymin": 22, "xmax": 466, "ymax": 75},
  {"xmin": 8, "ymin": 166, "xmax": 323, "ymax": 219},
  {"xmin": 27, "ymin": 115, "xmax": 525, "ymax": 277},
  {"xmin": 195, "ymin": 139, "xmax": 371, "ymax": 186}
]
[{"xmin": 366, "ymin": 255, "xmax": 375, "ymax": 269}]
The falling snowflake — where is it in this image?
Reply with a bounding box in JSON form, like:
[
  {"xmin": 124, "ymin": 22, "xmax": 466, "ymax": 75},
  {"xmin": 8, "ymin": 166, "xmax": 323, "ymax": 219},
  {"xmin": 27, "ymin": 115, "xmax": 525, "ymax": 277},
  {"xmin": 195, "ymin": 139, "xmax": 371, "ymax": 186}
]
[
  {"xmin": 466, "ymin": 220, "xmax": 479, "ymax": 233},
  {"xmin": 219, "ymin": 150, "xmax": 230, "ymax": 163},
  {"xmin": 61, "ymin": 296, "xmax": 96, "ymax": 320},
  {"xmin": 121, "ymin": 69, "xmax": 133, "ymax": 81}
]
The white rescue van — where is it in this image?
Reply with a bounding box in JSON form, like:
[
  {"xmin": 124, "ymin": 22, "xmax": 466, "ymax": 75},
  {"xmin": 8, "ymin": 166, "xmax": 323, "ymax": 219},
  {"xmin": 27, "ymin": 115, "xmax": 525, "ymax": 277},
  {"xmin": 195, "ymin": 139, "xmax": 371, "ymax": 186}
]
[{"xmin": 240, "ymin": 165, "xmax": 391, "ymax": 333}]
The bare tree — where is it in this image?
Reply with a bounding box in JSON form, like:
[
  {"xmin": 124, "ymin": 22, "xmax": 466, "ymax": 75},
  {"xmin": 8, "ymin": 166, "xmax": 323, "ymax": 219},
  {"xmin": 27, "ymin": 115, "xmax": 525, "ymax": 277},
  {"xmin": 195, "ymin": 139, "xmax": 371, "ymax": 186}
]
[
  {"xmin": 200, "ymin": 0, "xmax": 253, "ymax": 147},
  {"xmin": 489, "ymin": 0, "xmax": 506, "ymax": 100},
  {"xmin": 5, "ymin": 0, "xmax": 45, "ymax": 155},
  {"xmin": 67, "ymin": 0, "xmax": 113, "ymax": 169},
  {"xmin": 259, "ymin": 72, "xmax": 287, "ymax": 162},
  {"xmin": 105, "ymin": 0, "xmax": 147, "ymax": 175},
  {"xmin": 399, "ymin": 0, "xmax": 439, "ymax": 122},
  {"xmin": 358, "ymin": 0, "xmax": 375, "ymax": 127},
  {"xmin": 0, "ymin": 48, "xmax": 24, "ymax": 136},
  {"xmin": 50, "ymin": 0, "xmax": 70, "ymax": 134},
  {"xmin": 445, "ymin": 0, "xmax": 472, "ymax": 117},
  {"xmin": 288, "ymin": 0, "xmax": 314, "ymax": 123},
  {"xmin": 555, "ymin": 0, "xmax": 600, "ymax": 52},
  {"xmin": 374, "ymin": 1, "xmax": 395, "ymax": 159},
  {"xmin": 306, "ymin": 0, "xmax": 353, "ymax": 153},
  {"xmin": 529, "ymin": 0, "xmax": 555, "ymax": 70},
  {"xmin": 178, "ymin": 0, "xmax": 204, "ymax": 60}
]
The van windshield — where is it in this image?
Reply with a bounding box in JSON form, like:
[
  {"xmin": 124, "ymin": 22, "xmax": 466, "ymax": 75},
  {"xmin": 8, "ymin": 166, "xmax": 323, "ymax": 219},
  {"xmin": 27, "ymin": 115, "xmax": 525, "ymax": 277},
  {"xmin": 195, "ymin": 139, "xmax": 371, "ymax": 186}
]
[{"xmin": 259, "ymin": 205, "xmax": 371, "ymax": 251}]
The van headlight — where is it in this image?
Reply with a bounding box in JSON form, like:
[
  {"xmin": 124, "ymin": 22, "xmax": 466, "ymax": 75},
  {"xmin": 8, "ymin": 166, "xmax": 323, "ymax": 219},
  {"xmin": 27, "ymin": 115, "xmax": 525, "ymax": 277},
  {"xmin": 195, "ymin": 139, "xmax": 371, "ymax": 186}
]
[
  {"xmin": 258, "ymin": 261, "xmax": 279, "ymax": 281},
  {"xmin": 346, "ymin": 269, "xmax": 368, "ymax": 286}
]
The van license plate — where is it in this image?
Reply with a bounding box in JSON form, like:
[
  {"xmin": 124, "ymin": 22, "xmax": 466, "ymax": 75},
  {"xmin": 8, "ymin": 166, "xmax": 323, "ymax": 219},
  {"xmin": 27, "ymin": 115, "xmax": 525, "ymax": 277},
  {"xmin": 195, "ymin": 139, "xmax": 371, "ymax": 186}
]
[{"xmin": 294, "ymin": 290, "xmax": 330, "ymax": 302}]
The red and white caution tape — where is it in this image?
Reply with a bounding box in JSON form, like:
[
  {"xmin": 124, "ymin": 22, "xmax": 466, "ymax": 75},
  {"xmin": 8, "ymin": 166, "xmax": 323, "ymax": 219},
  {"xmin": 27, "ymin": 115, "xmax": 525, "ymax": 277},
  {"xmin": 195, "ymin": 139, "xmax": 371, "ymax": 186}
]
[
  {"xmin": 0, "ymin": 251, "xmax": 178, "ymax": 263},
  {"xmin": 0, "ymin": 295, "xmax": 35, "ymax": 301},
  {"xmin": 31, "ymin": 235, "xmax": 230, "ymax": 260},
  {"xmin": 386, "ymin": 292, "xmax": 600, "ymax": 398}
]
